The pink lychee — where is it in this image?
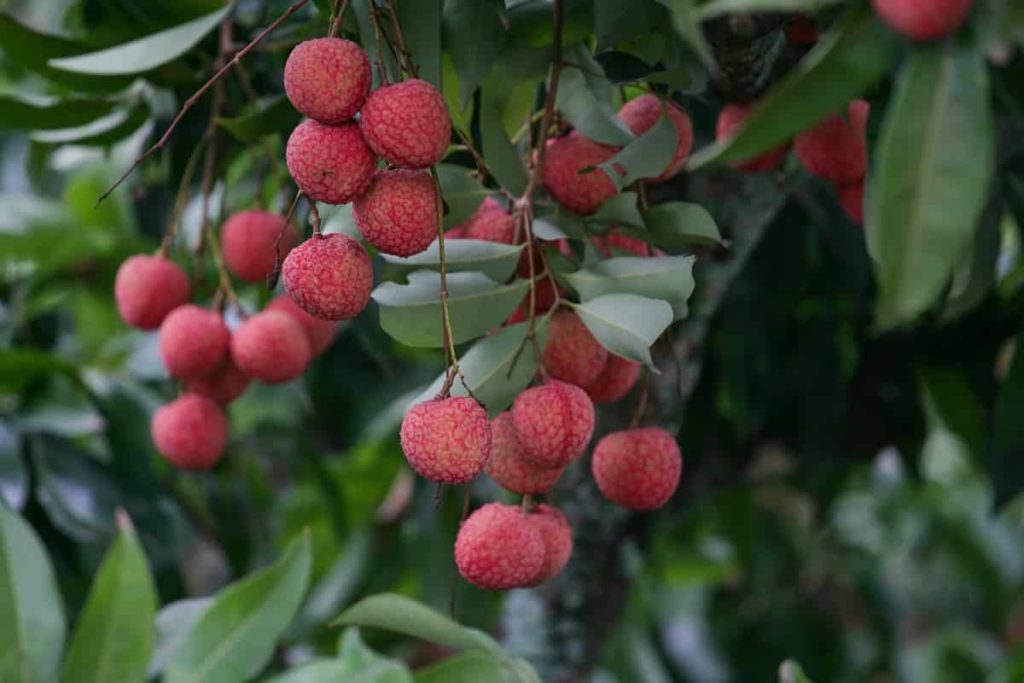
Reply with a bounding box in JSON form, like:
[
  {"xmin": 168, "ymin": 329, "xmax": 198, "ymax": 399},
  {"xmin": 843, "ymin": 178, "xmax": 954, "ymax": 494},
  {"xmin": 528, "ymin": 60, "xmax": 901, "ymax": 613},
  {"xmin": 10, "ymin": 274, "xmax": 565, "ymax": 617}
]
[
  {"xmin": 485, "ymin": 412, "xmax": 564, "ymax": 495},
  {"xmin": 526, "ymin": 504, "xmax": 573, "ymax": 585},
  {"xmin": 592, "ymin": 426, "xmax": 682, "ymax": 511},
  {"xmin": 266, "ymin": 294, "xmax": 338, "ymax": 355},
  {"xmin": 230, "ymin": 310, "xmax": 311, "ymax": 384},
  {"xmin": 838, "ymin": 181, "xmax": 864, "ymax": 225},
  {"xmin": 282, "ymin": 234, "xmax": 373, "ymax": 321},
  {"xmin": 511, "ymin": 380, "xmax": 595, "ymax": 469},
  {"xmin": 185, "ymin": 357, "xmax": 250, "ymax": 405},
  {"xmin": 353, "ymin": 169, "xmax": 438, "ymax": 256},
  {"xmin": 454, "ymin": 502, "xmax": 546, "ymax": 590},
  {"xmin": 716, "ymin": 104, "xmax": 790, "ymax": 172},
  {"xmin": 618, "ymin": 94, "xmax": 693, "ymax": 182},
  {"xmin": 220, "ymin": 210, "xmax": 297, "ymax": 284},
  {"xmin": 584, "ymin": 355, "xmax": 642, "ymax": 404},
  {"xmin": 286, "ymin": 120, "xmax": 377, "ymax": 205},
  {"xmin": 159, "ymin": 305, "xmax": 230, "ymax": 380},
  {"xmin": 114, "ymin": 254, "xmax": 191, "ymax": 330},
  {"xmin": 151, "ymin": 394, "xmax": 228, "ymax": 470},
  {"xmin": 359, "ymin": 78, "xmax": 451, "ymax": 169},
  {"xmin": 794, "ymin": 100, "xmax": 869, "ymax": 184},
  {"xmin": 283, "ymin": 37, "xmax": 371, "ymax": 124},
  {"xmin": 542, "ymin": 132, "xmax": 619, "ymax": 215},
  {"xmin": 872, "ymin": 0, "xmax": 973, "ymax": 41},
  {"xmin": 452, "ymin": 197, "xmax": 516, "ymax": 244},
  {"xmin": 592, "ymin": 229, "xmax": 659, "ymax": 257},
  {"xmin": 542, "ymin": 310, "xmax": 608, "ymax": 388},
  {"xmin": 400, "ymin": 397, "xmax": 492, "ymax": 484}
]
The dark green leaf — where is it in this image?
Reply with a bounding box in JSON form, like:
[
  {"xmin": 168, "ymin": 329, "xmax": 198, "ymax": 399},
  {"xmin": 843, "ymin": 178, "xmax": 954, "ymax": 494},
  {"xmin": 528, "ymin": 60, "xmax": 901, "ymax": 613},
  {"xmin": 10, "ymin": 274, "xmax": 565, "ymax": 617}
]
[
  {"xmin": 437, "ymin": 164, "xmax": 488, "ymax": 228},
  {"xmin": 664, "ymin": 0, "xmax": 714, "ymax": 67},
  {"xmin": 480, "ymin": 90, "xmax": 528, "ymax": 195},
  {"xmin": 382, "ymin": 240, "xmax": 525, "ymax": 281},
  {"xmin": 643, "ymin": 201, "xmax": 724, "ymax": 248},
  {"xmin": 563, "ymin": 255, "xmax": 696, "ymax": 319},
  {"xmin": 597, "ymin": 112, "xmax": 676, "ymax": 189},
  {"xmin": 413, "ymin": 651, "xmax": 509, "ymax": 683},
  {"xmin": 443, "ymin": 0, "xmax": 506, "ymax": 104},
  {"xmin": 399, "ymin": 0, "xmax": 442, "ymax": 88},
  {"xmin": 571, "ymin": 294, "xmax": 673, "ymax": 370},
  {"xmin": 556, "ymin": 49, "xmax": 635, "ymax": 146},
  {"xmin": 33, "ymin": 438, "xmax": 120, "ymax": 544},
  {"xmin": 0, "ymin": 96, "xmax": 119, "ymax": 132},
  {"xmin": 216, "ymin": 97, "xmax": 300, "ymax": 144},
  {"xmin": 0, "ymin": 423, "xmax": 26, "ymax": 510},
  {"xmin": 589, "ymin": 191, "xmax": 644, "ymax": 228},
  {"xmin": 989, "ymin": 326, "xmax": 1024, "ymax": 506},
  {"xmin": 696, "ymin": 0, "xmax": 843, "ymax": 21}
]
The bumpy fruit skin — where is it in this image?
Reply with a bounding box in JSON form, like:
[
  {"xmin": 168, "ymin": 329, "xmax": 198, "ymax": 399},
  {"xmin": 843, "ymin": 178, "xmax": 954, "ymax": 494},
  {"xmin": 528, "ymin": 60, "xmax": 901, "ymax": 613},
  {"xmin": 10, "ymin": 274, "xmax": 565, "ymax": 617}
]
[
  {"xmin": 592, "ymin": 427, "xmax": 682, "ymax": 511},
  {"xmin": 542, "ymin": 132, "xmax": 619, "ymax": 215},
  {"xmin": 353, "ymin": 169, "xmax": 438, "ymax": 256},
  {"xmin": 454, "ymin": 503, "xmax": 545, "ymax": 590},
  {"xmin": 543, "ymin": 311, "xmax": 608, "ymax": 387},
  {"xmin": 220, "ymin": 211, "xmax": 297, "ymax": 283},
  {"xmin": 283, "ymin": 38, "xmax": 370, "ymax": 123},
  {"xmin": 584, "ymin": 355, "xmax": 641, "ymax": 404},
  {"xmin": 838, "ymin": 181, "xmax": 864, "ymax": 225},
  {"xmin": 526, "ymin": 505, "xmax": 573, "ymax": 585},
  {"xmin": 593, "ymin": 229, "xmax": 659, "ymax": 257},
  {"xmin": 452, "ymin": 197, "xmax": 515, "ymax": 244},
  {"xmin": 872, "ymin": 0, "xmax": 972, "ymax": 41},
  {"xmin": 114, "ymin": 255, "xmax": 191, "ymax": 330},
  {"xmin": 186, "ymin": 357, "xmax": 250, "ymax": 404},
  {"xmin": 485, "ymin": 412, "xmax": 564, "ymax": 494},
  {"xmin": 716, "ymin": 104, "xmax": 790, "ymax": 172},
  {"xmin": 359, "ymin": 79, "xmax": 451, "ymax": 169},
  {"xmin": 159, "ymin": 305, "xmax": 230, "ymax": 380},
  {"xmin": 231, "ymin": 311, "xmax": 311, "ymax": 384},
  {"xmin": 282, "ymin": 234, "xmax": 373, "ymax": 321},
  {"xmin": 151, "ymin": 394, "xmax": 228, "ymax": 470},
  {"xmin": 618, "ymin": 94, "xmax": 693, "ymax": 182},
  {"xmin": 512, "ymin": 380, "xmax": 595, "ymax": 469},
  {"xmin": 286, "ymin": 120, "xmax": 377, "ymax": 204},
  {"xmin": 794, "ymin": 100, "xmax": 869, "ymax": 183},
  {"xmin": 400, "ymin": 397, "xmax": 492, "ymax": 484},
  {"xmin": 266, "ymin": 294, "xmax": 338, "ymax": 355}
]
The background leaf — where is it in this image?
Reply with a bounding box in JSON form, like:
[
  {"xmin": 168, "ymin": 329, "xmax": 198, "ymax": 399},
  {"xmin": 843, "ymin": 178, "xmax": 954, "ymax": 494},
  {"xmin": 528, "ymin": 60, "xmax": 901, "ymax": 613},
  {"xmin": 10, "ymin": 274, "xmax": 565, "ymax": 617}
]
[
  {"xmin": 563, "ymin": 255, "xmax": 696, "ymax": 319},
  {"xmin": 442, "ymin": 0, "xmax": 506, "ymax": 103},
  {"xmin": 643, "ymin": 201, "xmax": 724, "ymax": 249}
]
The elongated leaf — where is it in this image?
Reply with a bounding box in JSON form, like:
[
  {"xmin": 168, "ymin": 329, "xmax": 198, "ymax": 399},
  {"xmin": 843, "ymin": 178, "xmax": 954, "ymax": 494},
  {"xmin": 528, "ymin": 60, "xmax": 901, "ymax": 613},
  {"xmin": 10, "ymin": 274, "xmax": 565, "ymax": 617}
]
[
  {"xmin": 0, "ymin": 505, "xmax": 66, "ymax": 683},
  {"xmin": 598, "ymin": 113, "xmax": 676, "ymax": 189},
  {"xmin": 589, "ymin": 192, "xmax": 644, "ymax": 228},
  {"xmin": 149, "ymin": 599, "xmax": 212, "ymax": 679},
  {"xmin": 216, "ymin": 97, "xmax": 299, "ymax": 143},
  {"xmin": 0, "ymin": 95, "xmax": 118, "ymax": 132},
  {"xmin": 563, "ymin": 256, "xmax": 695, "ymax": 319},
  {"xmin": 31, "ymin": 103, "xmax": 151, "ymax": 146},
  {"xmin": 443, "ymin": 0, "xmax": 506, "ymax": 103},
  {"xmin": 556, "ymin": 49, "xmax": 635, "ymax": 146},
  {"xmin": 643, "ymin": 201, "xmax": 723, "ymax": 249},
  {"xmin": 0, "ymin": 423, "xmax": 25, "ymax": 510},
  {"xmin": 399, "ymin": 0, "xmax": 442, "ymax": 88},
  {"xmin": 697, "ymin": 0, "xmax": 842, "ymax": 20},
  {"xmin": 868, "ymin": 43, "xmax": 994, "ymax": 331},
  {"xmin": 480, "ymin": 90, "xmax": 528, "ymax": 195},
  {"xmin": 61, "ymin": 522, "xmax": 157, "ymax": 683},
  {"xmin": 372, "ymin": 271, "xmax": 528, "ymax": 347},
  {"xmin": 571, "ymin": 294, "xmax": 673, "ymax": 370},
  {"xmin": 686, "ymin": 7, "xmax": 896, "ymax": 169},
  {"xmin": 383, "ymin": 240, "xmax": 524, "ymax": 281},
  {"xmin": 437, "ymin": 164, "xmax": 488, "ymax": 228},
  {"xmin": 334, "ymin": 593, "xmax": 500, "ymax": 653},
  {"xmin": 164, "ymin": 534, "xmax": 313, "ymax": 683},
  {"xmin": 413, "ymin": 651, "xmax": 509, "ymax": 683},
  {"xmin": 664, "ymin": 0, "xmax": 714, "ymax": 68}
]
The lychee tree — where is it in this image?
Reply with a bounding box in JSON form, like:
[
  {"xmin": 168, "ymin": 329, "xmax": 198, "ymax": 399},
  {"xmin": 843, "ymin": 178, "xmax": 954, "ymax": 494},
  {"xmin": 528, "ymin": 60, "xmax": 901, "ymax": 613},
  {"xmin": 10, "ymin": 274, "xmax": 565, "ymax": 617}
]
[{"xmin": 1, "ymin": 0, "xmax": 1023, "ymax": 681}]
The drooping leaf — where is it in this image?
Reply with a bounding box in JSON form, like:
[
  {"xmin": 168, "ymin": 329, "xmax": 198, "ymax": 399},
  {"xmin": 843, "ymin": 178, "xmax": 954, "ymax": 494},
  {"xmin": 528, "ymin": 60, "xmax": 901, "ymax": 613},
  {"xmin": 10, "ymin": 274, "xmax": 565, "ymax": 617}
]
[
  {"xmin": 868, "ymin": 42, "xmax": 994, "ymax": 331},
  {"xmin": 216, "ymin": 97, "xmax": 300, "ymax": 144},
  {"xmin": 0, "ymin": 95, "xmax": 119, "ymax": 132},
  {"xmin": 571, "ymin": 294, "xmax": 673, "ymax": 370},
  {"xmin": 480, "ymin": 89, "xmax": 528, "ymax": 195},
  {"xmin": 437, "ymin": 164, "xmax": 489, "ymax": 228},
  {"xmin": 398, "ymin": 0, "xmax": 442, "ymax": 88},
  {"xmin": 556, "ymin": 48, "xmax": 635, "ymax": 146},
  {"xmin": 443, "ymin": 0, "xmax": 506, "ymax": 103},
  {"xmin": 589, "ymin": 192, "xmax": 645, "ymax": 228},
  {"xmin": 597, "ymin": 112, "xmax": 677, "ymax": 189},
  {"xmin": 563, "ymin": 256, "xmax": 695, "ymax": 319},
  {"xmin": 643, "ymin": 201, "xmax": 724, "ymax": 249},
  {"xmin": 383, "ymin": 240, "xmax": 525, "ymax": 282}
]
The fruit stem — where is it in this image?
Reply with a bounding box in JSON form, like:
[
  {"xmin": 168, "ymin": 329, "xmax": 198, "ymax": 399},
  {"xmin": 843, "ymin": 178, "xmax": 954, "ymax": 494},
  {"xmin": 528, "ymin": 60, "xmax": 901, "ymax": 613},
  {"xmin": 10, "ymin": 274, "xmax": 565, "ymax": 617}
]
[
  {"xmin": 268, "ymin": 190, "xmax": 303, "ymax": 290},
  {"xmin": 327, "ymin": 0, "xmax": 351, "ymax": 38},
  {"xmin": 629, "ymin": 370, "xmax": 650, "ymax": 428},
  {"xmin": 429, "ymin": 166, "xmax": 461, "ymax": 391},
  {"xmin": 521, "ymin": 494, "xmax": 537, "ymax": 513},
  {"xmin": 366, "ymin": 0, "xmax": 391, "ymax": 85}
]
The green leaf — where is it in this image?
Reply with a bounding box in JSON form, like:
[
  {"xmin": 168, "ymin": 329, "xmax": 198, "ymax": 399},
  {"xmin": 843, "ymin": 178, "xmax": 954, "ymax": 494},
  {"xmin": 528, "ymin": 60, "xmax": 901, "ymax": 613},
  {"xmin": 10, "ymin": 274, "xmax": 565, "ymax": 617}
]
[
  {"xmin": 570, "ymin": 294, "xmax": 673, "ymax": 371},
  {"xmin": 61, "ymin": 521, "xmax": 157, "ymax": 683},
  {"xmin": 333, "ymin": 593, "xmax": 501, "ymax": 653},
  {"xmin": 0, "ymin": 95, "xmax": 119, "ymax": 132},
  {"xmin": 686, "ymin": 7, "xmax": 896, "ymax": 170},
  {"xmin": 399, "ymin": 0, "xmax": 442, "ymax": 88},
  {"xmin": 413, "ymin": 651, "xmax": 508, "ymax": 683},
  {"xmin": 30, "ymin": 103, "xmax": 151, "ymax": 146},
  {"xmin": 988, "ymin": 326, "xmax": 1024, "ymax": 506},
  {"xmin": 383, "ymin": 240, "xmax": 525, "ymax": 281},
  {"xmin": 778, "ymin": 659, "xmax": 815, "ymax": 683},
  {"xmin": 696, "ymin": 0, "xmax": 843, "ymax": 21},
  {"xmin": 0, "ymin": 505, "xmax": 66, "ymax": 683},
  {"xmin": 480, "ymin": 89, "xmax": 528, "ymax": 195},
  {"xmin": 589, "ymin": 192, "xmax": 644, "ymax": 228},
  {"xmin": 216, "ymin": 97, "xmax": 300, "ymax": 144},
  {"xmin": 48, "ymin": 4, "xmax": 232, "ymax": 76},
  {"xmin": 563, "ymin": 256, "xmax": 695, "ymax": 319},
  {"xmin": 0, "ymin": 423, "xmax": 25, "ymax": 510},
  {"xmin": 556, "ymin": 49, "xmax": 635, "ymax": 146},
  {"xmin": 372, "ymin": 271, "xmax": 528, "ymax": 347},
  {"xmin": 164, "ymin": 533, "xmax": 313, "ymax": 683},
  {"xmin": 437, "ymin": 164, "xmax": 488, "ymax": 228},
  {"xmin": 265, "ymin": 662, "xmax": 355, "ymax": 683},
  {"xmin": 643, "ymin": 201, "xmax": 724, "ymax": 249},
  {"xmin": 443, "ymin": 0, "xmax": 507, "ymax": 104},
  {"xmin": 867, "ymin": 42, "xmax": 994, "ymax": 331},
  {"xmin": 664, "ymin": 0, "xmax": 715, "ymax": 68},
  {"xmin": 267, "ymin": 629, "xmax": 413, "ymax": 682},
  {"xmin": 149, "ymin": 599, "xmax": 212, "ymax": 679},
  {"xmin": 597, "ymin": 112, "xmax": 676, "ymax": 189}
]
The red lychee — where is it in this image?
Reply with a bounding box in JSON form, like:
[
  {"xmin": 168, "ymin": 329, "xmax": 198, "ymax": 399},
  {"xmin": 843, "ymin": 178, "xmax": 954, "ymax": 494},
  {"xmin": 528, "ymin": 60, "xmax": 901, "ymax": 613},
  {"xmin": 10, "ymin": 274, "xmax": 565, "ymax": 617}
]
[
  {"xmin": 230, "ymin": 310, "xmax": 311, "ymax": 384},
  {"xmin": 542, "ymin": 132, "xmax": 619, "ymax": 215},
  {"xmin": 593, "ymin": 229, "xmax": 658, "ymax": 257},
  {"xmin": 618, "ymin": 94, "xmax": 693, "ymax": 182},
  {"xmin": 716, "ymin": 104, "xmax": 790, "ymax": 172},
  {"xmin": 353, "ymin": 169, "xmax": 438, "ymax": 256},
  {"xmin": 838, "ymin": 181, "xmax": 864, "ymax": 225},
  {"xmin": 400, "ymin": 397, "xmax": 491, "ymax": 484},
  {"xmin": 359, "ymin": 78, "xmax": 451, "ymax": 169},
  {"xmin": 114, "ymin": 254, "xmax": 191, "ymax": 330},
  {"xmin": 452, "ymin": 197, "xmax": 515, "ymax": 244},
  {"xmin": 185, "ymin": 357, "xmax": 250, "ymax": 405},
  {"xmin": 485, "ymin": 412, "xmax": 564, "ymax": 495},
  {"xmin": 592, "ymin": 426, "xmax": 682, "ymax": 511},
  {"xmin": 794, "ymin": 100, "xmax": 869, "ymax": 184},
  {"xmin": 266, "ymin": 294, "xmax": 338, "ymax": 355},
  {"xmin": 584, "ymin": 355, "xmax": 641, "ymax": 404},
  {"xmin": 286, "ymin": 120, "xmax": 377, "ymax": 205},
  {"xmin": 151, "ymin": 394, "xmax": 228, "ymax": 470},
  {"xmin": 512, "ymin": 380, "xmax": 595, "ymax": 469},
  {"xmin": 220, "ymin": 210, "xmax": 297, "ymax": 284},
  {"xmin": 526, "ymin": 505, "xmax": 573, "ymax": 585},
  {"xmin": 283, "ymin": 37, "xmax": 371, "ymax": 124},
  {"xmin": 282, "ymin": 234, "xmax": 373, "ymax": 320},
  {"xmin": 454, "ymin": 503, "xmax": 545, "ymax": 591},
  {"xmin": 872, "ymin": 0, "xmax": 973, "ymax": 41},
  {"xmin": 542, "ymin": 310, "xmax": 608, "ymax": 388},
  {"xmin": 159, "ymin": 305, "xmax": 230, "ymax": 380}
]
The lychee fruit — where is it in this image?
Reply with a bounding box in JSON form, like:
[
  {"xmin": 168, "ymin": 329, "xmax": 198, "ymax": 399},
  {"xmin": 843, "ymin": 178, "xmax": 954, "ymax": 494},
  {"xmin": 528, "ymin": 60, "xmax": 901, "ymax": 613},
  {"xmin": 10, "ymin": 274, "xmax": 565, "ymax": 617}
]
[
  {"xmin": 485, "ymin": 412, "xmax": 564, "ymax": 494},
  {"xmin": 353, "ymin": 169, "xmax": 438, "ymax": 256},
  {"xmin": 159, "ymin": 305, "xmax": 230, "ymax": 380},
  {"xmin": 592, "ymin": 426, "xmax": 682, "ymax": 511},
  {"xmin": 716, "ymin": 103, "xmax": 790, "ymax": 172},
  {"xmin": 618, "ymin": 94, "xmax": 693, "ymax": 182},
  {"xmin": 511, "ymin": 380, "xmax": 595, "ymax": 469},
  {"xmin": 220, "ymin": 210, "xmax": 297, "ymax": 283},
  {"xmin": 230, "ymin": 310, "xmax": 311, "ymax": 384},
  {"xmin": 452, "ymin": 196, "xmax": 516, "ymax": 244},
  {"xmin": 359, "ymin": 78, "xmax": 451, "ymax": 169},
  {"xmin": 400, "ymin": 397, "xmax": 492, "ymax": 484},
  {"xmin": 151, "ymin": 394, "xmax": 228, "ymax": 470},
  {"xmin": 286, "ymin": 120, "xmax": 377, "ymax": 204},
  {"xmin": 114, "ymin": 254, "xmax": 191, "ymax": 330},
  {"xmin": 186, "ymin": 357, "xmax": 250, "ymax": 405},
  {"xmin": 542, "ymin": 310, "xmax": 608, "ymax": 388},
  {"xmin": 282, "ymin": 234, "xmax": 373, "ymax": 320},
  {"xmin": 542, "ymin": 132, "xmax": 619, "ymax": 215},
  {"xmin": 454, "ymin": 503, "xmax": 545, "ymax": 590},
  {"xmin": 872, "ymin": 0, "xmax": 973, "ymax": 41},
  {"xmin": 794, "ymin": 100, "xmax": 869, "ymax": 184},
  {"xmin": 266, "ymin": 294, "xmax": 338, "ymax": 355},
  {"xmin": 526, "ymin": 505, "xmax": 573, "ymax": 585},
  {"xmin": 584, "ymin": 355, "xmax": 641, "ymax": 404},
  {"xmin": 593, "ymin": 229, "xmax": 658, "ymax": 257},
  {"xmin": 838, "ymin": 181, "xmax": 864, "ymax": 225},
  {"xmin": 283, "ymin": 37, "xmax": 371, "ymax": 124}
]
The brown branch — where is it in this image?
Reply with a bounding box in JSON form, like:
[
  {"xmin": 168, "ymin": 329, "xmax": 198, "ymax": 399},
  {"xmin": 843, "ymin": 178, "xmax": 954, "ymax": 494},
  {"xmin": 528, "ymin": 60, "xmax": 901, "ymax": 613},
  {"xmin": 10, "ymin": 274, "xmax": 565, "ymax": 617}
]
[{"xmin": 268, "ymin": 190, "xmax": 303, "ymax": 290}]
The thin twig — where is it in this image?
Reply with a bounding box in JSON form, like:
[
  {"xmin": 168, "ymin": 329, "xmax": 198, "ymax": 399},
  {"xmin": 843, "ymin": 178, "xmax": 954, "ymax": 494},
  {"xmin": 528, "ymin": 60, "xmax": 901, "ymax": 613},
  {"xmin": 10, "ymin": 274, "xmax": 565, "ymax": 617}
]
[
  {"xmin": 430, "ymin": 167, "xmax": 460, "ymax": 396},
  {"xmin": 629, "ymin": 370, "xmax": 650, "ymax": 428},
  {"xmin": 268, "ymin": 190, "xmax": 303, "ymax": 290},
  {"xmin": 367, "ymin": 0, "xmax": 390, "ymax": 85},
  {"xmin": 327, "ymin": 0, "xmax": 351, "ymax": 37}
]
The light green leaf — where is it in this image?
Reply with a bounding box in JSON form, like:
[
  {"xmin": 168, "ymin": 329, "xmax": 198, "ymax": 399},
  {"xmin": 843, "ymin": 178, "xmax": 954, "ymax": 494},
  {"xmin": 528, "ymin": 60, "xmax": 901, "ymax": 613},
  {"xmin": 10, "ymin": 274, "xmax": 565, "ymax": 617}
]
[
  {"xmin": 643, "ymin": 201, "xmax": 723, "ymax": 249},
  {"xmin": 266, "ymin": 629, "xmax": 412, "ymax": 682},
  {"xmin": 563, "ymin": 256, "xmax": 695, "ymax": 319},
  {"xmin": 216, "ymin": 97, "xmax": 299, "ymax": 144},
  {"xmin": 597, "ymin": 112, "xmax": 676, "ymax": 189},
  {"xmin": 571, "ymin": 294, "xmax": 673, "ymax": 371},
  {"xmin": 480, "ymin": 90, "xmax": 528, "ymax": 195},
  {"xmin": 779, "ymin": 659, "xmax": 815, "ymax": 683},
  {"xmin": 556, "ymin": 49, "xmax": 635, "ymax": 146},
  {"xmin": 61, "ymin": 521, "xmax": 157, "ymax": 683},
  {"xmin": 0, "ymin": 423, "xmax": 26, "ymax": 510},
  {"xmin": 149, "ymin": 599, "xmax": 212, "ymax": 679},
  {"xmin": 437, "ymin": 164, "xmax": 488, "ymax": 228},
  {"xmin": 589, "ymin": 192, "xmax": 644, "ymax": 228},
  {"xmin": 413, "ymin": 652, "xmax": 508, "ymax": 683},
  {"xmin": 399, "ymin": 0, "xmax": 442, "ymax": 88},
  {"xmin": 0, "ymin": 505, "xmax": 66, "ymax": 683},
  {"xmin": 867, "ymin": 43, "xmax": 994, "ymax": 331},
  {"xmin": 383, "ymin": 240, "xmax": 525, "ymax": 282},
  {"xmin": 372, "ymin": 271, "xmax": 528, "ymax": 347}
]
